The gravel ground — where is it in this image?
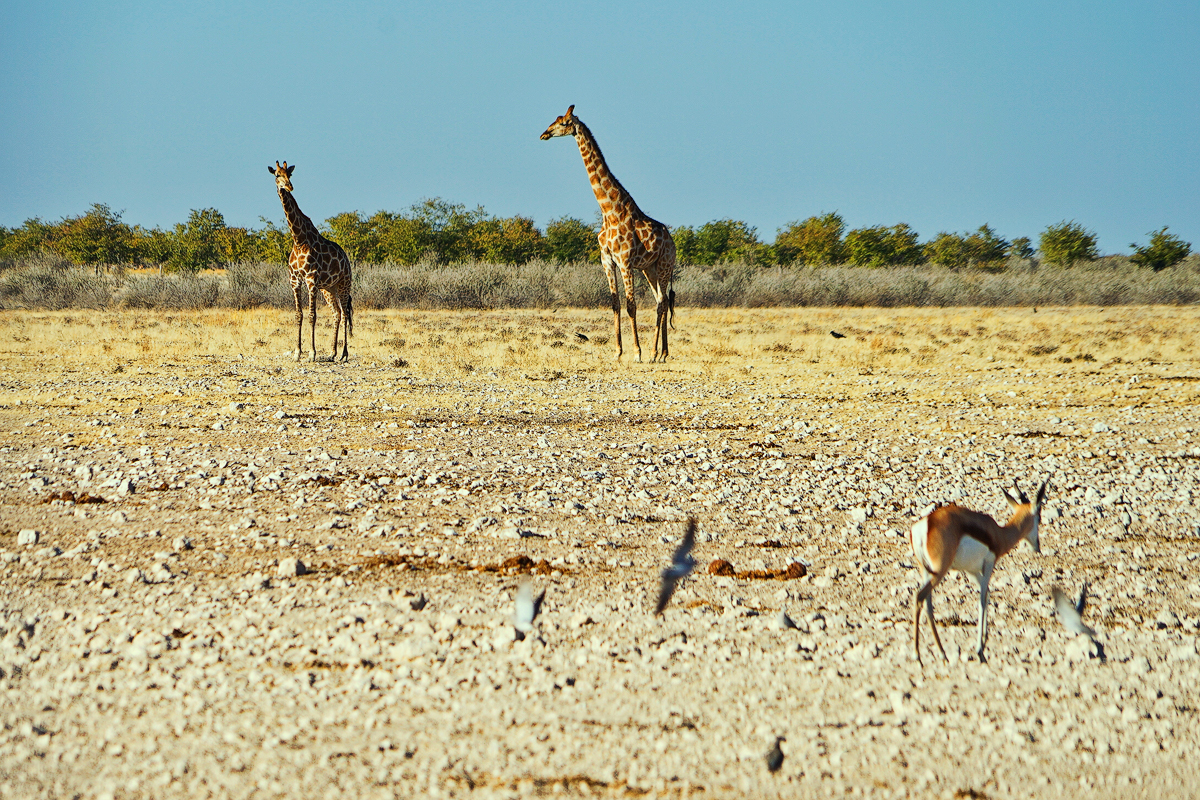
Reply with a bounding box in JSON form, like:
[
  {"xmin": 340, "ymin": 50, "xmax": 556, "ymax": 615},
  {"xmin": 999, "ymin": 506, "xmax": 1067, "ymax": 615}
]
[{"xmin": 1, "ymin": 307, "xmax": 1199, "ymax": 799}]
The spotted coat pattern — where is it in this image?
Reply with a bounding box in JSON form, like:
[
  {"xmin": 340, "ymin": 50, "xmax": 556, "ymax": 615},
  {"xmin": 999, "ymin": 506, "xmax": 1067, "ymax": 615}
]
[
  {"xmin": 541, "ymin": 106, "xmax": 675, "ymax": 362},
  {"xmin": 270, "ymin": 161, "xmax": 353, "ymax": 362}
]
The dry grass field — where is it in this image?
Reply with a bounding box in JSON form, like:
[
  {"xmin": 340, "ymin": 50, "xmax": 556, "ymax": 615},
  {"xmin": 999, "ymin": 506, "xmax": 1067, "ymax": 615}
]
[{"xmin": 1, "ymin": 306, "xmax": 1199, "ymax": 799}]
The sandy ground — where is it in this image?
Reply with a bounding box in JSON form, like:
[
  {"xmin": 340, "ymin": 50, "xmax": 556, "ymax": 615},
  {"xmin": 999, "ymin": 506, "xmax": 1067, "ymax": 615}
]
[{"xmin": 1, "ymin": 306, "xmax": 1198, "ymax": 799}]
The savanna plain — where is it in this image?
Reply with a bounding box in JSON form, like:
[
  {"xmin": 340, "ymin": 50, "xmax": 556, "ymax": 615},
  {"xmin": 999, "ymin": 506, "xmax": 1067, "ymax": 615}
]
[{"xmin": 1, "ymin": 305, "xmax": 1198, "ymax": 799}]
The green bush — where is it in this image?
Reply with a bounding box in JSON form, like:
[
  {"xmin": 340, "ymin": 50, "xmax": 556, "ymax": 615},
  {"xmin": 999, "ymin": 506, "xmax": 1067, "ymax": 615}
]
[
  {"xmin": 1009, "ymin": 237, "xmax": 1035, "ymax": 260},
  {"xmin": 1130, "ymin": 227, "xmax": 1191, "ymax": 272},
  {"xmin": 924, "ymin": 225, "xmax": 1009, "ymax": 268},
  {"xmin": 545, "ymin": 216, "xmax": 599, "ymax": 263},
  {"xmin": 673, "ymin": 219, "xmax": 765, "ymax": 265},
  {"xmin": 1039, "ymin": 221, "xmax": 1097, "ymax": 266},
  {"xmin": 55, "ymin": 203, "xmax": 136, "ymax": 269},
  {"xmin": 844, "ymin": 224, "xmax": 923, "ymax": 267},
  {"xmin": 773, "ymin": 212, "xmax": 846, "ymax": 266}
]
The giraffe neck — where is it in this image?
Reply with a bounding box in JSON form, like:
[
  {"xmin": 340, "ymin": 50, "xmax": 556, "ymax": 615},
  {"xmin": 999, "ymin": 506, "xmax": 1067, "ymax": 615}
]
[
  {"xmin": 573, "ymin": 120, "xmax": 639, "ymax": 226},
  {"xmin": 278, "ymin": 188, "xmax": 321, "ymax": 247}
]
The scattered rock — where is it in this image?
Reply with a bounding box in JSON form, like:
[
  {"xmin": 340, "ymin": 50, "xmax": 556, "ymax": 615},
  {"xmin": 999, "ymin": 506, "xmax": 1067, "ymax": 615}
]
[
  {"xmin": 17, "ymin": 529, "xmax": 39, "ymax": 546},
  {"xmin": 276, "ymin": 558, "xmax": 307, "ymax": 578}
]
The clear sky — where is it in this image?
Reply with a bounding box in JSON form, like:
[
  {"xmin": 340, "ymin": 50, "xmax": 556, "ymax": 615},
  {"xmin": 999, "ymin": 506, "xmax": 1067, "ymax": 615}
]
[{"xmin": 2, "ymin": 1, "xmax": 1197, "ymax": 254}]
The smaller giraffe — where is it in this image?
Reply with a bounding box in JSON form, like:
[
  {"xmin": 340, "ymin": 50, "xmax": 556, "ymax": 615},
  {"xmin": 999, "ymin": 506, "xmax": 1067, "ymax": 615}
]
[{"xmin": 269, "ymin": 161, "xmax": 353, "ymax": 362}]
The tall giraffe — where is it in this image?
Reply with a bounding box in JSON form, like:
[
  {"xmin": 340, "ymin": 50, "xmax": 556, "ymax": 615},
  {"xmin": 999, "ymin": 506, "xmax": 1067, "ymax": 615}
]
[
  {"xmin": 268, "ymin": 161, "xmax": 353, "ymax": 362},
  {"xmin": 541, "ymin": 105, "xmax": 676, "ymax": 363}
]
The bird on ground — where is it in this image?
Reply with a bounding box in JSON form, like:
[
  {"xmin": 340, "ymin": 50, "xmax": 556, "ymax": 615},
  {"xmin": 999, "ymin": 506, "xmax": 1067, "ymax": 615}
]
[
  {"xmin": 513, "ymin": 580, "xmax": 545, "ymax": 641},
  {"xmin": 1052, "ymin": 581, "xmax": 1105, "ymax": 661},
  {"xmin": 830, "ymin": 330, "xmax": 846, "ymax": 339},
  {"xmin": 766, "ymin": 736, "xmax": 786, "ymax": 773},
  {"xmin": 575, "ymin": 332, "xmax": 589, "ymax": 342},
  {"xmin": 654, "ymin": 518, "xmax": 697, "ymax": 615}
]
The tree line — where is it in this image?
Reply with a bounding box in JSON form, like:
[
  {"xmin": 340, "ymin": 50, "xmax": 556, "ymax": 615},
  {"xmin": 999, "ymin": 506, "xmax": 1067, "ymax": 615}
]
[{"xmin": 0, "ymin": 202, "xmax": 1191, "ymax": 273}]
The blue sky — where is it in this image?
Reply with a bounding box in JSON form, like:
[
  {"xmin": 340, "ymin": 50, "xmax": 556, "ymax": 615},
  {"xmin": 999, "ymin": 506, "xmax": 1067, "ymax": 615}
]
[{"xmin": 2, "ymin": 1, "xmax": 1197, "ymax": 254}]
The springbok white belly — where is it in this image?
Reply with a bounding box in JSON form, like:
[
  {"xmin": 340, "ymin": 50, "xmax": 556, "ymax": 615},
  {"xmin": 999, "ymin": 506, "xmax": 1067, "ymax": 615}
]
[{"xmin": 949, "ymin": 536, "xmax": 991, "ymax": 575}]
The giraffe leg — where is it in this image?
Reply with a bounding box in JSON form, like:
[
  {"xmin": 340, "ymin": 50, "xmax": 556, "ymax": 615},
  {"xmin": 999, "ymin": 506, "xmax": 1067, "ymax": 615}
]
[
  {"xmin": 322, "ymin": 288, "xmax": 340, "ymax": 361},
  {"xmin": 308, "ymin": 283, "xmax": 319, "ymax": 362},
  {"xmin": 341, "ymin": 293, "xmax": 352, "ymax": 362},
  {"xmin": 620, "ymin": 267, "xmax": 641, "ymax": 363},
  {"xmin": 291, "ymin": 273, "xmax": 304, "ymax": 362},
  {"xmin": 601, "ymin": 253, "xmax": 622, "ymax": 359}
]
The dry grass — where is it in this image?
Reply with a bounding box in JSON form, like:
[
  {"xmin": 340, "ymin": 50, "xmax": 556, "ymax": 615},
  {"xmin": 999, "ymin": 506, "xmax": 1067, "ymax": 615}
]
[{"xmin": 2, "ymin": 306, "xmax": 1197, "ymax": 423}]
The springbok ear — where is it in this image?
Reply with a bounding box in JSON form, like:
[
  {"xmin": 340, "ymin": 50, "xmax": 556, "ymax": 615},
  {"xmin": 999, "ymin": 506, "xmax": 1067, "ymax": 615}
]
[
  {"xmin": 286, "ymin": 165, "xmax": 295, "ymax": 176},
  {"xmin": 1002, "ymin": 488, "xmax": 1021, "ymax": 509},
  {"xmin": 1011, "ymin": 478, "xmax": 1030, "ymax": 504},
  {"xmin": 1035, "ymin": 477, "xmax": 1050, "ymax": 506},
  {"xmin": 565, "ymin": 104, "xmax": 575, "ymax": 119},
  {"xmin": 268, "ymin": 165, "xmax": 277, "ymax": 175}
]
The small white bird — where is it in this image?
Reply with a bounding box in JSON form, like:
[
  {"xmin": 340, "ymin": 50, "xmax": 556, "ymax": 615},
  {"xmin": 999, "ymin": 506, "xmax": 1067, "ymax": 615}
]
[
  {"xmin": 1052, "ymin": 581, "xmax": 1105, "ymax": 660},
  {"xmin": 655, "ymin": 518, "xmax": 697, "ymax": 615},
  {"xmin": 513, "ymin": 580, "xmax": 545, "ymax": 641}
]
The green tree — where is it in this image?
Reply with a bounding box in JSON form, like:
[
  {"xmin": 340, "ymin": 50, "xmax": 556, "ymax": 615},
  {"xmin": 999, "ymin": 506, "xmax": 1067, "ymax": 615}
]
[
  {"xmin": 1039, "ymin": 221, "xmax": 1097, "ymax": 266},
  {"xmin": 1009, "ymin": 237, "xmax": 1035, "ymax": 260},
  {"xmin": 681, "ymin": 219, "xmax": 764, "ymax": 265},
  {"xmin": 774, "ymin": 212, "xmax": 846, "ymax": 266},
  {"xmin": 844, "ymin": 223, "xmax": 923, "ymax": 267},
  {"xmin": 924, "ymin": 231, "xmax": 969, "ymax": 268},
  {"xmin": 469, "ymin": 215, "xmax": 545, "ymax": 264},
  {"xmin": 169, "ymin": 208, "xmax": 228, "ymax": 272},
  {"xmin": 1130, "ymin": 227, "xmax": 1191, "ymax": 272},
  {"xmin": 545, "ymin": 216, "xmax": 599, "ymax": 263},
  {"xmin": 324, "ymin": 211, "xmax": 380, "ymax": 263},
  {"xmin": 963, "ymin": 224, "xmax": 1009, "ymax": 265},
  {"xmin": 253, "ymin": 218, "xmax": 293, "ymax": 265},
  {"xmin": 129, "ymin": 226, "xmax": 174, "ymax": 272},
  {"xmin": 373, "ymin": 211, "xmax": 434, "ymax": 264},
  {"xmin": 0, "ymin": 217, "xmax": 59, "ymax": 259},
  {"xmin": 925, "ymin": 224, "xmax": 1009, "ymax": 268},
  {"xmin": 671, "ymin": 225, "xmax": 698, "ymax": 264},
  {"xmin": 54, "ymin": 203, "xmax": 136, "ymax": 269},
  {"xmin": 409, "ymin": 198, "xmax": 487, "ymax": 263}
]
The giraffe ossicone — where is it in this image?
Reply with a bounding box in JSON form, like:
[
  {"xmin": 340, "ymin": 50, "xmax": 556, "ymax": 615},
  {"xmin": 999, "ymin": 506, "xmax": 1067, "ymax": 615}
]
[
  {"xmin": 269, "ymin": 161, "xmax": 354, "ymax": 363},
  {"xmin": 541, "ymin": 105, "xmax": 676, "ymax": 363}
]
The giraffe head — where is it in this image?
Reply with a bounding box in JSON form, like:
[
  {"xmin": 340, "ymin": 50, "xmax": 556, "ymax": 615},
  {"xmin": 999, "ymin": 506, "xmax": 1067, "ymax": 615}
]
[
  {"xmin": 540, "ymin": 105, "xmax": 579, "ymax": 140},
  {"xmin": 268, "ymin": 161, "xmax": 295, "ymax": 192}
]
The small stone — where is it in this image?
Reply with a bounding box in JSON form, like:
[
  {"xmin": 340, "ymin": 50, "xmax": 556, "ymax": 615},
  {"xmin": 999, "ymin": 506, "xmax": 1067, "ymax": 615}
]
[
  {"xmin": 276, "ymin": 558, "xmax": 307, "ymax": 578},
  {"xmin": 173, "ymin": 536, "xmax": 193, "ymax": 551},
  {"xmin": 848, "ymin": 507, "xmax": 869, "ymax": 523},
  {"xmin": 110, "ymin": 511, "xmax": 127, "ymax": 525},
  {"xmin": 1128, "ymin": 656, "xmax": 1152, "ymax": 675},
  {"xmin": 1154, "ymin": 605, "xmax": 1182, "ymax": 630},
  {"xmin": 17, "ymin": 529, "xmax": 39, "ymax": 546},
  {"xmin": 228, "ymin": 402, "xmax": 245, "ymax": 413},
  {"xmin": 212, "ymin": 422, "xmax": 224, "ymax": 431},
  {"xmin": 117, "ymin": 479, "xmax": 134, "ymax": 495},
  {"xmin": 125, "ymin": 567, "xmax": 145, "ymax": 584},
  {"xmin": 1092, "ymin": 422, "xmax": 1110, "ymax": 433}
]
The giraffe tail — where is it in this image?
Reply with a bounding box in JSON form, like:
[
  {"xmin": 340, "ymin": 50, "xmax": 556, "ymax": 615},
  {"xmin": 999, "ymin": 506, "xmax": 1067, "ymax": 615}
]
[
  {"xmin": 668, "ymin": 287, "xmax": 676, "ymax": 330},
  {"xmin": 346, "ymin": 294, "xmax": 354, "ymax": 341}
]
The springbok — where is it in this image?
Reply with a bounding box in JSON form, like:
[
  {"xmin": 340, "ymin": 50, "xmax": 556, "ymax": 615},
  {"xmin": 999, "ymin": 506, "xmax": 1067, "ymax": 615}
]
[{"xmin": 910, "ymin": 478, "xmax": 1049, "ymax": 664}]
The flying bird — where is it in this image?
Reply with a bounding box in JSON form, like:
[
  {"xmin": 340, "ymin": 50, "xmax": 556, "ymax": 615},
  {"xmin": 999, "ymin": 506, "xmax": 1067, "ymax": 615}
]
[
  {"xmin": 1052, "ymin": 581, "xmax": 1104, "ymax": 660},
  {"xmin": 830, "ymin": 330, "xmax": 846, "ymax": 339},
  {"xmin": 513, "ymin": 580, "xmax": 545, "ymax": 641},
  {"xmin": 766, "ymin": 736, "xmax": 786, "ymax": 773},
  {"xmin": 655, "ymin": 518, "xmax": 697, "ymax": 615}
]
